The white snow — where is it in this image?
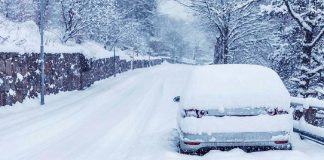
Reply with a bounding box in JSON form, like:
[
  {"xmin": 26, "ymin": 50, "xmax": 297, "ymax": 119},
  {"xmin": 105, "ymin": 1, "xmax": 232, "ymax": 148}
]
[
  {"xmin": 260, "ymin": 4, "xmax": 287, "ymax": 14},
  {"xmin": 291, "ymin": 97, "xmax": 324, "ymax": 109},
  {"xmin": 0, "ymin": 64, "xmax": 323, "ymax": 160},
  {"xmin": 291, "ymin": 96, "xmax": 324, "ymax": 140},
  {"xmin": 16, "ymin": 73, "xmax": 24, "ymax": 81},
  {"xmin": 180, "ymin": 64, "xmax": 291, "ymax": 110},
  {"xmin": 8, "ymin": 89, "xmax": 15, "ymax": 96},
  {"xmin": 179, "ymin": 114, "xmax": 292, "ymax": 135},
  {"xmin": 284, "ymin": 1, "xmax": 313, "ymax": 32},
  {"xmin": 294, "ymin": 119, "xmax": 324, "ymax": 138},
  {"xmin": 271, "ymin": 134, "xmax": 290, "ymax": 141}
]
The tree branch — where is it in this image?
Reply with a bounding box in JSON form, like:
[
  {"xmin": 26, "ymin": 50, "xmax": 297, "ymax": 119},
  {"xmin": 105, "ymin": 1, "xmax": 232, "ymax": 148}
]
[
  {"xmin": 284, "ymin": 0, "xmax": 312, "ymax": 32},
  {"xmin": 304, "ymin": 28, "xmax": 324, "ymax": 47}
]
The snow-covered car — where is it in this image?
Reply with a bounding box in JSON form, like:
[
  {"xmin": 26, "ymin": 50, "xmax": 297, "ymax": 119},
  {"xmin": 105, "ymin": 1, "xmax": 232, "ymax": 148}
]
[{"xmin": 175, "ymin": 64, "xmax": 293, "ymax": 154}]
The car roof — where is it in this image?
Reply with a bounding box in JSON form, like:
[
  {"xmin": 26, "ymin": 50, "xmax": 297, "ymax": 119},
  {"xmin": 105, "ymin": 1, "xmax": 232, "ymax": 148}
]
[{"xmin": 181, "ymin": 64, "xmax": 290, "ymax": 110}]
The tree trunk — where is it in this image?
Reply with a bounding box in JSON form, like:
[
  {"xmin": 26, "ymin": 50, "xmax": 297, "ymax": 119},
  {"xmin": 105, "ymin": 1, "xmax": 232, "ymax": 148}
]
[
  {"xmin": 300, "ymin": 30, "xmax": 313, "ymax": 98},
  {"xmin": 223, "ymin": 26, "xmax": 229, "ymax": 64},
  {"xmin": 223, "ymin": 42, "xmax": 229, "ymax": 64},
  {"xmin": 213, "ymin": 38, "xmax": 222, "ymax": 64}
]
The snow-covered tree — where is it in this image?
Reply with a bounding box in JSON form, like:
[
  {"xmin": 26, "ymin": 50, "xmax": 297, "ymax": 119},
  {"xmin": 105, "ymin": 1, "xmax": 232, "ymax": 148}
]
[
  {"xmin": 115, "ymin": 0, "xmax": 158, "ymax": 51},
  {"xmin": 264, "ymin": 0, "xmax": 324, "ymax": 98},
  {"xmin": 0, "ymin": 0, "xmax": 35, "ymax": 22},
  {"xmin": 152, "ymin": 15, "xmax": 195, "ymax": 61},
  {"xmin": 85, "ymin": 0, "xmax": 120, "ymax": 48},
  {"xmin": 177, "ymin": 0, "xmax": 273, "ymax": 65},
  {"xmin": 115, "ymin": 0, "xmax": 158, "ymax": 37},
  {"xmin": 58, "ymin": 0, "xmax": 94, "ymax": 43}
]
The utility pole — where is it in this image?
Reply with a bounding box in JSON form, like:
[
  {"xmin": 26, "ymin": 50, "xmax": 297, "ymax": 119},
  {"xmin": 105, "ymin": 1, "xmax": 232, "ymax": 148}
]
[
  {"xmin": 173, "ymin": 48, "xmax": 176, "ymax": 63},
  {"xmin": 148, "ymin": 51, "xmax": 151, "ymax": 67},
  {"xmin": 131, "ymin": 51, "xmax": 135, "ymax": 70},
  {"xmin": 113, "ymin": 45, "xmax": 116, "ymax": 77},
  {"xmin": 40, "ymin": 0, "xmax": 45, "ymax": 105}
]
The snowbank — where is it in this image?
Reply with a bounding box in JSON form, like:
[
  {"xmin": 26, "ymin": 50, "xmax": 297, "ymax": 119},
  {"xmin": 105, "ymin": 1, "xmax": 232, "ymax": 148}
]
[
  {"xmin": 178, "ymin": 58, "xmax": 196, "ymax": 64},
  {"xmin": 180, "ymin": 64, "xmax": 291, "ymax": 110},
  {"xmin": 0, "ymin": 16, "xmax": 161, "ymax": 60}
]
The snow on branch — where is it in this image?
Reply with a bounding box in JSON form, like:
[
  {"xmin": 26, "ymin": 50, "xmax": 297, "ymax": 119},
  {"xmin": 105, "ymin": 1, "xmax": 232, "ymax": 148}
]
[
  {"xmin": 284, "ymin": 0, "xmax": 312, "ymax": 32},
  {"xmin": 232, "ymin": 0, "xmax": 259, "ymax": 12},
  {"xmin": 303, "ymin": 28, "xmax": 324, "ymax": 47},
  {"xmin": 203, "ymin": 0, "xmax": 225, "ymax": 36},
  {"xmin": 308, "ymin": 65, "xmax": 324, "ymax": 74},
  {"xmin": 312, "ymin": 54, "xmax": 324, "ymax": 65}
]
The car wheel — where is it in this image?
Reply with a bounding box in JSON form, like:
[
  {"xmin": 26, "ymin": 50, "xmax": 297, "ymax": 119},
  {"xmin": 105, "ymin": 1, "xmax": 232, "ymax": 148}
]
[
  {"xmin": 196, "ymin": 148, "xmax": 210, "ymax": 155},
  {"xmin": 177, "ymin": 140, "xmax": 197, "ymax": 155},
  {"xmin": 285, "ymin": 143, "xmax": 293, "ymax": 150},
  {"xmin": 177, "ymin": 141, "xmax": 189, "ymax": 154},
  {"xmin": 178, "ymin": 145, "xmax": 190, "ymax": 154}
]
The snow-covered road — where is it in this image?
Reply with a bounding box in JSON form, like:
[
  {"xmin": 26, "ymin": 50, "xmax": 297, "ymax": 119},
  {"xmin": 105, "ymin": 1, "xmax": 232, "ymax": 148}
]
[{"xmin": 0, "ymin": 64, "xmax": 323, "ymax": 160}]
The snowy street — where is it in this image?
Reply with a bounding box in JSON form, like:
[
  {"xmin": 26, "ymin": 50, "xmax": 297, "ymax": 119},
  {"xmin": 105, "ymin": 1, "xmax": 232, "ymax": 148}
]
[{"xmin": 0, "ymin": 64, "xmax": 324, "ymax": 160}]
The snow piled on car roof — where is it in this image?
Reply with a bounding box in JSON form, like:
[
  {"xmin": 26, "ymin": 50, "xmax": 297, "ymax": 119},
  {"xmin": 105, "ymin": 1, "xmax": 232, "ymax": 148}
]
[{"xmin": 181, "ymin": 64, "xmax": 290, "ymax": 110}]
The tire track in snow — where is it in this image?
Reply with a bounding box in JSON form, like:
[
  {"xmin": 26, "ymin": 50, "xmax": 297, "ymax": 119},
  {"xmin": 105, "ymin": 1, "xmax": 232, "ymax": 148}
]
[
  {"xmin": 76, "ymin": 73, "xmax": 165, "ymax": 160},
  {"xmin": 0, "ymin": 70, "xmax": 143, "ymax": 135},
  {"xmin": 0, "ymin": 67, "xmax": 161, "ymax": 160},
  {"xmin": 17, "ymin": 67, "xmax": 167, "ymax": 160}
]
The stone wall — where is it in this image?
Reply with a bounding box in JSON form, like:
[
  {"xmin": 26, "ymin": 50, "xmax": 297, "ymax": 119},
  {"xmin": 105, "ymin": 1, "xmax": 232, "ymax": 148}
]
[{"xmin": 0, "ymin": 52, "xmax": 163, "ymax": 106}]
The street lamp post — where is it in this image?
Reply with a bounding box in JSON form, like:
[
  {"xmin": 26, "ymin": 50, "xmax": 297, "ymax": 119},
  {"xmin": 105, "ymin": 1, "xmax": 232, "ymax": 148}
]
[
  {"xmin": 131, "ymin": 51, "xmax": 135, "ymax": 70},
  {"xmin": 113, "ymin": 45, "xmax": 116, "ymax": 77},
  {"xmin": 148, "ymin": 52, "xmax": 150, "ymax": 67},
  {"xmin": 40, "ymin": 0, "xmax": 45, "ymax": 105}
]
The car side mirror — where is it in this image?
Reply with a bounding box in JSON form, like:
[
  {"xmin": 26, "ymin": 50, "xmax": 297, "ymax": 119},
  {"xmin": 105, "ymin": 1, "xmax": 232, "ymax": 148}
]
[{"xmin": 173, "ymin": 96, "xmax": 180, "ymax": 103}]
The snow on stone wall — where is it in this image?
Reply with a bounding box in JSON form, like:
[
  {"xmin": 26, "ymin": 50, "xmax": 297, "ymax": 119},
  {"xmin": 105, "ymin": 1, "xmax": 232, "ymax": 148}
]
[{"xmin": 0, "ymin": 52, "xmax": 163, "ymax": 106}]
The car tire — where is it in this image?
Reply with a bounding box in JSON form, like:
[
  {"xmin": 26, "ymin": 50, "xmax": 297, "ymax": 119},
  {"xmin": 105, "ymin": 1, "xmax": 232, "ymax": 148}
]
[
  {"xmin": 177, "ymin": 141, "xmax": 189, "ymax": 154},
  {"xmin": 177, "ymin": 140, "xmax": 197, "ymax": 155},
  {"xmin": 178, "ymin": 145, "xmax": 190, "ymax": 154},
  {"xmin": 286, "ymin": 144, "xmax": 293, "ymax": 150}
]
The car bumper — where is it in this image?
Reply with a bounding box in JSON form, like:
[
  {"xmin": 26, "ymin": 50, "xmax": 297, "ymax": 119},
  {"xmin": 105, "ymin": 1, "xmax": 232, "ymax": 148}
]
[{"xmin": 179, "ymin": 131, "xmax": 292, "ymax": 153}]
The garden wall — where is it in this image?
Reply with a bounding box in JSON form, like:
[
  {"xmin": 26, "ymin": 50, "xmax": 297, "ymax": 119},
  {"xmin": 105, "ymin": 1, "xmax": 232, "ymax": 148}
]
[{"xmin": 0, "ymin": 52, "xmax": 163, "ymax": 106}]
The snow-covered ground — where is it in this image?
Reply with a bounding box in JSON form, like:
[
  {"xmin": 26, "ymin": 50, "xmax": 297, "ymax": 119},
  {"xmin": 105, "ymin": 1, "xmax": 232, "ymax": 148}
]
[
  {"xmin": 0, "ymin": 16, "xmax": 160, "ymax": 61},
  {"xmin": 0, "ymin": 64, "xmax": 323, "ymax": 160}
]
